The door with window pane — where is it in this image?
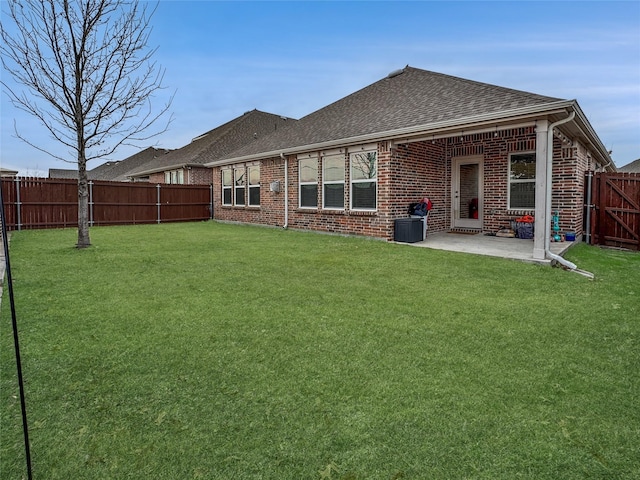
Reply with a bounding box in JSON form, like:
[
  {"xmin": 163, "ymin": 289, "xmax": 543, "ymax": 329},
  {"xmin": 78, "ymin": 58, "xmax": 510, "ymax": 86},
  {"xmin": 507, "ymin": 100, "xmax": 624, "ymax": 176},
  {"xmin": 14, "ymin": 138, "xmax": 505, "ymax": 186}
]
[{"xmin": 452, "ymin": 156, "xmax": 483, "ymax": 229}]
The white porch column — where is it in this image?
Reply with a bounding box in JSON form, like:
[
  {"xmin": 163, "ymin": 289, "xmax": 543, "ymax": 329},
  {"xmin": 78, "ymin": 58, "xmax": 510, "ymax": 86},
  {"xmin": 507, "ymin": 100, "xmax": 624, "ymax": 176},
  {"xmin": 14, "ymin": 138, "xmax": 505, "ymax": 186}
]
[{"xmin": 533, "ymin": 120, "xmax": 549, "ymax": 260}]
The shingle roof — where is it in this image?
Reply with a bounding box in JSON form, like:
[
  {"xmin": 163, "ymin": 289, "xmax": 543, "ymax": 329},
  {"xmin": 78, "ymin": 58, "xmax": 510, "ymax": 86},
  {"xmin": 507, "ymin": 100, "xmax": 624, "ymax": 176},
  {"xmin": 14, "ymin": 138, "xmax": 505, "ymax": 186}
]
[
  {"xmin": 212, "ymin": 66, "xmax": 564, "ymax": 163},
  {"xmin": 48, "ymin": 168, "xmax": 78, "ymax": 179},
  {"xmin": 618, "ymin": 158, "xmax": 640, "ymax": 173},
  {"xmin": 128, "ymin": 109, "xmax": 295, "ymax": 177},
  {"xmin": 90, "ymin": 147, "xmax": 170, "ymax": 181}
]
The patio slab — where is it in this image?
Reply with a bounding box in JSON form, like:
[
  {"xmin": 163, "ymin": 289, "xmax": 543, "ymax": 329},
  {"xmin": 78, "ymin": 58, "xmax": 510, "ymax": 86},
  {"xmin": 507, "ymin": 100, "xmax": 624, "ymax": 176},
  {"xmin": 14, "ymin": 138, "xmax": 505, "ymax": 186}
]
[{"xmin": 403, "ymin": 231, "xmax": 574, "ymax": 264}]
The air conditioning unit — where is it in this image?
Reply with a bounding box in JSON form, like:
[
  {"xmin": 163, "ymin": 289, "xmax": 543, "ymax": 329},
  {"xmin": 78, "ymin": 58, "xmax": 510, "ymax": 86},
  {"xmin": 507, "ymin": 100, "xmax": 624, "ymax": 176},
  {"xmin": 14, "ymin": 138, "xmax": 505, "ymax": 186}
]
[{"xmin": 269, "ymin": 181, "xmax": 281, "ymax": 193}]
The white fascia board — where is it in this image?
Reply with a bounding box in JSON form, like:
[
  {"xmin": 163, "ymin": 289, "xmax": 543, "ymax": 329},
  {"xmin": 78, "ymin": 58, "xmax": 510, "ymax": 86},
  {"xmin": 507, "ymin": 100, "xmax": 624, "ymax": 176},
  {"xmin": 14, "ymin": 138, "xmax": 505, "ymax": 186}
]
[{"xmin": 205, "ymin": 100, "xmax": 577, "ymax": 167}]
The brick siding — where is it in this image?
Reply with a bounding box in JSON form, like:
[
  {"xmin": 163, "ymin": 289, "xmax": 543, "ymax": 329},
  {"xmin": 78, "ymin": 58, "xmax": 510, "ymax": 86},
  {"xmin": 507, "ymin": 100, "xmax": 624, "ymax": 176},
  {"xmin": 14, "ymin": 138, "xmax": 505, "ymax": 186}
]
[{"xmin": 211, "ymin": 127, "xmax": 590, "ymax": 241}]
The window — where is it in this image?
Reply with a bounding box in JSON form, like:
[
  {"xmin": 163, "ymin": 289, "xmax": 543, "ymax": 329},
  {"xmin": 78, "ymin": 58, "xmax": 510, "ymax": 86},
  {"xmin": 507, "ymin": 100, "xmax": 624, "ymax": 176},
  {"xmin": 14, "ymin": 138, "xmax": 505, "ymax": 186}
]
[
  {"xmin": 222, "ymin": 169, "xmax": 232, "ymax": 205},
  {"xmin": 248, "ymin": 165, "xmax": 260, "ymax": 206},
  {"xmin": 165, "ymin": 169, "xmax": 184, "ymax": 184},
  {"xmin": 234, "ymin": 166, "xmax": 245, "ymax": 206},
  {"xmin": 322, "ymin": 153, "xmax": 345, "ymax": 209},
  {"xmin": 299, "ymin": 156, "xmax": 318, "ymax": 208},
  {"xmin": 509, "ymin": 153, "xmax": 536, "ymax": 209},
  {"xmin": 350, "ymin": 151, "xmax": 377, "ymax": 210}
]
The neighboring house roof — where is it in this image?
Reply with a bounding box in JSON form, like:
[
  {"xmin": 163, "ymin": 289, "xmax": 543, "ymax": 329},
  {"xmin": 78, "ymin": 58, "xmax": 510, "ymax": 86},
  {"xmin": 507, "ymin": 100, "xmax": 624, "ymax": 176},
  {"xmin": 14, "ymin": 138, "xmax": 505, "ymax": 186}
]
[
  {"xmin": 207, "ymin": 66, "xmax": 612, "ymax": 168},
  {"xmin": 48, "ymin": 147, "xmax": 170, "ymax": 181},
  {"xmin": 128, "ymin": 109, "xmax": 295, "ymax": 178},
  {"xmin": 90, "ymin": 147, "xmax": 170, "ymax": 181},
  {"xmin": 49, "ymin": 168, "xmax": 78, "ymax": 179},
  {"xmin": 1, "ymin": 168, "xmax": 19, "ymax": 177},
  {"xmin": 618, "ymin": 158, "xmax": 640, "ymax": 173}
]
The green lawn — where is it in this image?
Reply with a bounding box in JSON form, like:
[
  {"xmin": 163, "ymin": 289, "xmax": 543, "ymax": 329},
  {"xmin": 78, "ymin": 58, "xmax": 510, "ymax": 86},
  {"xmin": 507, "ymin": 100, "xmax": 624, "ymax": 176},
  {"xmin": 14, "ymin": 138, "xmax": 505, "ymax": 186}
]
[{"xmin": 1, "ymin": 222, "xmax": 639, "ymax": 479}]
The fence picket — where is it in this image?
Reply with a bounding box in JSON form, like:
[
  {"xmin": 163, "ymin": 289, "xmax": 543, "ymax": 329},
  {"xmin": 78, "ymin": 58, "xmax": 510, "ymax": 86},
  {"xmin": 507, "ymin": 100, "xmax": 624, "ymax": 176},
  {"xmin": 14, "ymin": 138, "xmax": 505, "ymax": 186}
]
[{"xmin": 1, "ymin": 178, "xmax": 213, "ymax": 231}]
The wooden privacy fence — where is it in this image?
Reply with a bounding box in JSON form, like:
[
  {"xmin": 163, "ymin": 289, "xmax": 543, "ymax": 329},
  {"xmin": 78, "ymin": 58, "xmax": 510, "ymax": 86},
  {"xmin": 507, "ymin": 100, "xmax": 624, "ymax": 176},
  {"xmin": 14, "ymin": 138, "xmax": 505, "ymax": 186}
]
[
  {"xmin": 1, "ymin": 177, "xmax": 213, "ymax": 231},
  {"xmin": 585, "ymin": 171, "xmax": 640, "ymax": 250}
]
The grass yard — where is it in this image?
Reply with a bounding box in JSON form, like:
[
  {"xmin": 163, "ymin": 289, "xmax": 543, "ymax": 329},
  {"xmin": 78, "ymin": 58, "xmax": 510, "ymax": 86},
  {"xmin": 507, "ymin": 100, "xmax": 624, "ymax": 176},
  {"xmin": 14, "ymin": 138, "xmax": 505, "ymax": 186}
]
[{"xmin": 1, "ymin": 222, "xmax": 639, "ymax": 479}]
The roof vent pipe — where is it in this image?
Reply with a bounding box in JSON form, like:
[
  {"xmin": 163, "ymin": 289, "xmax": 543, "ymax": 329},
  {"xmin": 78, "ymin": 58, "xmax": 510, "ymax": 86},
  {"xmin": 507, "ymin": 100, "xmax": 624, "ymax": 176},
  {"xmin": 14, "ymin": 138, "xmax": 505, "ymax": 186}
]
[{"xmin": 387, "ymin": 68, "xmax": 405, "ymax": 79}]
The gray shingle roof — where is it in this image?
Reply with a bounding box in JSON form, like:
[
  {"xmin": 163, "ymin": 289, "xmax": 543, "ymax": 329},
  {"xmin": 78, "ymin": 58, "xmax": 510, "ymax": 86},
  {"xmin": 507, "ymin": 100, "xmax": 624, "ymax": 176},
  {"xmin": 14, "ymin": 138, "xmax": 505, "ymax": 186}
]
[
  {"xmin": 618, "ymin": 158, "xmax": 640, "ymax": 173},
  {"xmin": 213, "ymin": 66, "xmax": 564, "ymax": 163},
  {"xmin": 128, "ymin": 109, "xmax": 295, "ymax": 177},
  {"xmin": 48, "ymin": 168, "xmax": 78, "ymax": 179},
  {"xmin": 91, "ymin": 147, "xmax": 170, "ymax": 181}
]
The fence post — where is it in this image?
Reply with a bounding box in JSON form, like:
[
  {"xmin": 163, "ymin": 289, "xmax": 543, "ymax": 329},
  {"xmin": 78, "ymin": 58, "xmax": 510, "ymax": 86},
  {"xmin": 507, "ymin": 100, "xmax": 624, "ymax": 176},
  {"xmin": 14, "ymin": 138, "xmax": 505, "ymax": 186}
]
[
  {"xmin": 14, "ymin": 177, "xmax": 21, "ymax": 231},
  {"xmin": 209, "ymin": 184, "xmax": 214, "ymax": 219},
  {"xmin": 89, "ymin": 181, "xmax": 94, "ymax": 227},
  {"xmin": 157, "ymin": 184, "xmax": 161, "ymax": 224}
]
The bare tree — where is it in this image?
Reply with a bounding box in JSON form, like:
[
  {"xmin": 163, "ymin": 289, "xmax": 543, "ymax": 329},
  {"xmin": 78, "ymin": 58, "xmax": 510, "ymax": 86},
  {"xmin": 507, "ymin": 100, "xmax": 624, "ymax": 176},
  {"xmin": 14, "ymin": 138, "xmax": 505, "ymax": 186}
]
[{"xmin": 1, "ymin": 0, "xmax": 172, "ymax": 247}]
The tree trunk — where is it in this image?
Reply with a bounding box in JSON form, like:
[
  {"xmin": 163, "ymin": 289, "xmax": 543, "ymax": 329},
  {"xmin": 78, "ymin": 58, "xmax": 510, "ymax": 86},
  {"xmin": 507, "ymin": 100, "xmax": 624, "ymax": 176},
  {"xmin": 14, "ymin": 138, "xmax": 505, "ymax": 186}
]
[{"xmin": 77, "ymin": 155, "xmax": 91, "ymax": 248}]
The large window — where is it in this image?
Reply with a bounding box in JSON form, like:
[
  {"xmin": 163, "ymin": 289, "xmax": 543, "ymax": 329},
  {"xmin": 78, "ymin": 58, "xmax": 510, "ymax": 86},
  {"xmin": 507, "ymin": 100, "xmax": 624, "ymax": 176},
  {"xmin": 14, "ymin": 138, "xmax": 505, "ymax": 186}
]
[
  {"xmin": 322, "ymin": 153, "xmax": 345, "ymax": 209},
  {"xmin": 165, "ymin": 169, "xmax": 184, "ymax": 184},
  {"xmin": 299, "ymin": 156, "xmax": 318, "ymax": 208},
  {"xmin": 509, "ymin": 153, "xmax": 536, "ymax": 209},
  {"xmin": 234, "ymin": 166, "xmax": 246, "ymax": 206},
  {"xmin": 350, "ymin": 151, "xmax": 377, "ymax": 210},
  {"xmin": 248, "ymin": 165, "xmax": 260, "ymax": 206},
  {"xmin": 222, "ymin": 169, "xmax": 232, "ymax": 205}
]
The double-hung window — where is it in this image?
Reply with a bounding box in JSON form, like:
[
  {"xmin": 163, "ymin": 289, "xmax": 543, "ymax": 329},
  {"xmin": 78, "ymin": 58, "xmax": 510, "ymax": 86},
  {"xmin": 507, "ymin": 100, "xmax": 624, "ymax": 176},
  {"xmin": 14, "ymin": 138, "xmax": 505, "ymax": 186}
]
[
  {"xmin": 322, "ymin": 153, "xmax": 345, "ymax": 209},
  {"xmin": 234, "ymin": 166, "xmax": 246, "ymax": 206},
  {"xmin": 509, "ymin": 153, "xmax": 536, "ymax": 209},
  {"xmin": 248, "ymin": 165, "xmax": 260, "ymax": 206},
  {"xmin": 222, "ymin": 169, "xmax": 232, "ymax": 205},
  {"xmin": 299, "ymin": 155, "xmax": 318, "ymax": 208},
  {"xmin": 350, "ymin": 151, "xmax": 377, "ymax": 210}
]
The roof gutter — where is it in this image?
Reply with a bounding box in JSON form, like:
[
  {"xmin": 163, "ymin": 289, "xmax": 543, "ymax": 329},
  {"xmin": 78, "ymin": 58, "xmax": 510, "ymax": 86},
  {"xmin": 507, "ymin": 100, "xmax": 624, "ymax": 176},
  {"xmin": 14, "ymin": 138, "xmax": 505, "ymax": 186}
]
[
  {"xmin": 206, "ymin": 101, "xmax": 577, "ymax": 167},
  {"xmin": 129, "ymin": 163, "xmax": 201, "ymax": 178}
]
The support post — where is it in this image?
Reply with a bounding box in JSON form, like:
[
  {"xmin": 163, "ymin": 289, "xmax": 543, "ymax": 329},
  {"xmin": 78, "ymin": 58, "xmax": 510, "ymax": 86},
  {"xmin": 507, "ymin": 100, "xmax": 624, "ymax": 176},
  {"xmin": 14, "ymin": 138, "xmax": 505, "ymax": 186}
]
[
  {"xmin": 157, "ymin": 184, "xmax": 161, "ymax": 224},
  {"xmin": 89, "ymin": 181, "xmax": 94, "ymax": 227},
  {"xmin": 533, "ymin": 120, "xmax": 549, "ymax": 259},
  {"xmin": 14, "ymin": 177, "xmax": 22, "ymax": 231}
]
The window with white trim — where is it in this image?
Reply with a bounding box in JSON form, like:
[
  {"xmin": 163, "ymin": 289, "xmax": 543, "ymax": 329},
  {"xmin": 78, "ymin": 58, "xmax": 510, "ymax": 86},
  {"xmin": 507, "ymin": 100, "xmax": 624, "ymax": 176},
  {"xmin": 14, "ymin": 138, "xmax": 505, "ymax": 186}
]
[
  {"xmin": 299, "ymin": 156, "xmax": 318, "ymax": 208},
  {"xmin": 234, "ymin": 166, "xmax": 246, "ymax": 206},
  {"xmin": 350, "ymin": 151, "xmax": 377, "ymax": 210},
  {"xmin": 248, "ymin": 165, "xmax": 260, "ymax": 206},
  {"xmin": 222, "ymin": 169, "xmax": 232, "ymax": 205},
  {"xmin": 509, "ymin": 153, "xmax": 536, "ymax": 209},
  {"xmin": 165, "ymin": 169, "xmax": 184, "ymax": 184},
  {"xmin": 322, "ymin": 153, "xmax": 345, "ymax": 209}
]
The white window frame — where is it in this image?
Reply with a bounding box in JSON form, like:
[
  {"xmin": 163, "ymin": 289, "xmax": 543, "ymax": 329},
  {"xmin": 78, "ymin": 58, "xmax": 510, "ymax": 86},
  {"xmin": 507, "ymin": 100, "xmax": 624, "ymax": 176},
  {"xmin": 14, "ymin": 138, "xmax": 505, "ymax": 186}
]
[
  {"xmin": 322, "ymin": 152, "xmax": 345, "ymax": 210},
  {"xmin": 247, "ymin": 164, "xmax": 260, "ymax": 207},
  {"xmin": 165, "ymin": 169, "xmax": 184, "ymax": 185},
  {"xmin": 234, "ymin": 166, "xmax": 246, "ymax": 206},
  {"xmin": 349, "ymin": 150, "xmax": 377, "ymax": 211},
  {"xmin": 508, "ymin": 152, "xmax": 536, "ymax": 210},
  {"xmin": 222, "ymin": 169, "xmax": 232, "ymax": 206},
  {"xmin": 298, "ymin": 154, "xmax": 318, "ymax": 209}
]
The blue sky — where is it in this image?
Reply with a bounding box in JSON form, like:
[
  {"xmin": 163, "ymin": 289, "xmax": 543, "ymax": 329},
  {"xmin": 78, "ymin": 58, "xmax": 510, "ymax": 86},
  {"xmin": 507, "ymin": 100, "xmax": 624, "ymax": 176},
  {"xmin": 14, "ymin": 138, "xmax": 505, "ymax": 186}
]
[{"xmin": 1, "ymin": 0, "xmax": 639, "ymax": 175}]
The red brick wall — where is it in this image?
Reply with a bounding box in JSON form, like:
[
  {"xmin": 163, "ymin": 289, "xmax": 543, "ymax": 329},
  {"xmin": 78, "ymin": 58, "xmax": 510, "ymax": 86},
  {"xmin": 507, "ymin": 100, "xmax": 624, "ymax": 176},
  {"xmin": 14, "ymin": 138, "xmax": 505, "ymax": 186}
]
[{"xmin": 211, "ymin": 128, "xmax": 589, "ymax": 241}]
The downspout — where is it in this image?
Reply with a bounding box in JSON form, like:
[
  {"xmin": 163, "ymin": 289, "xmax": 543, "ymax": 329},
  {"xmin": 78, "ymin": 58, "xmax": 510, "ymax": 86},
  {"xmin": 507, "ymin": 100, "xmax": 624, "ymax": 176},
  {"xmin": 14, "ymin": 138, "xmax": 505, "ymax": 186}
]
[
  {"xmin": 280, "ymin": 153, "xmax": 288, "ymax": 228},
  {"xmin": 544, "ymin": 112, "xmax": 593, "ymax": 279}
]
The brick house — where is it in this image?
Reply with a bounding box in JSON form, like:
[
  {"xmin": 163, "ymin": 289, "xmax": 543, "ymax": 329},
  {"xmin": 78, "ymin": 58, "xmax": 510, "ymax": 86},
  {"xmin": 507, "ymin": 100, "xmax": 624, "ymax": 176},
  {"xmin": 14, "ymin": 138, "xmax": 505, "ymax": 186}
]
[
  {"xmin": 127, "ymin": 109, "xmax": 294, "ymax": 184},
  {"xmin": 206, "ymin": 67, "xmax": 614, "ymax": 262}
]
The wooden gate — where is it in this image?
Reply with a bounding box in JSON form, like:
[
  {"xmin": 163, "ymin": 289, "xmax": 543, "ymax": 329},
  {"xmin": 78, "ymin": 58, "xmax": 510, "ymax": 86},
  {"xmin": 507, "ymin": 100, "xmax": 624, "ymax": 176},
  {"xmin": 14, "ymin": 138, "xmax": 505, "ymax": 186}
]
[{"xmin": 586, "ymin": 171, "xmax": 640, "ymax": 250}]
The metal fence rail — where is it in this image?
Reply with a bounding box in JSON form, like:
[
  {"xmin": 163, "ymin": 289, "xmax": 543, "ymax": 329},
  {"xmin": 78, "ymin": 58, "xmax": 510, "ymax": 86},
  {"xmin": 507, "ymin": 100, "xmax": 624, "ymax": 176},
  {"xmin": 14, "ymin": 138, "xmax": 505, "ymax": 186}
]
[{"xmin": 1, "ymin": 177, "xmax": 213, "ymax": 231}]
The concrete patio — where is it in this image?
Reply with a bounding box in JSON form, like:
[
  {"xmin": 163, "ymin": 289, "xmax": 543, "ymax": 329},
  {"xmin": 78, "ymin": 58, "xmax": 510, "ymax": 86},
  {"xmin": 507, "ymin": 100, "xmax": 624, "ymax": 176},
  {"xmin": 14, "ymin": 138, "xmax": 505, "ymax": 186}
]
[{"xmin": 404, "ymin": 231, "xmax": 575, "ymax": 264}]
